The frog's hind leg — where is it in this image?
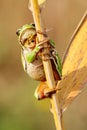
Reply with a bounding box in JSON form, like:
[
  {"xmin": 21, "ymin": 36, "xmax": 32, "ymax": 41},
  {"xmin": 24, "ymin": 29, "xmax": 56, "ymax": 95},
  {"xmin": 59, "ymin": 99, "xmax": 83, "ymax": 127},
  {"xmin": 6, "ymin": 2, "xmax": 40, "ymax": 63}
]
[
  {"xmin": 34, "ymin": 81, "xmax": 49, "ymax": 100},
  {"xmin": 34, "ymin": 81, "xmax": 61, "ymax": 100}
]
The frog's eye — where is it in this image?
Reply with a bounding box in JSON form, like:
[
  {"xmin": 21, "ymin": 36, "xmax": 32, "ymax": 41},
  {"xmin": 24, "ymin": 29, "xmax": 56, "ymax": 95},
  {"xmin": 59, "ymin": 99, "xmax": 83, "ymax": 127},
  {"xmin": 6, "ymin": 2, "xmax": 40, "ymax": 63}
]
[
  {"xmin": 31, "ymin": 40, "xmax": 34, "ymax": 42},
  {"xmin": 28, "ymin": 39, "xmax": 36, "ymax": 49},
  {"xmin": 16, "ymin": 29, "xmax": 21, "ymax": 36}
]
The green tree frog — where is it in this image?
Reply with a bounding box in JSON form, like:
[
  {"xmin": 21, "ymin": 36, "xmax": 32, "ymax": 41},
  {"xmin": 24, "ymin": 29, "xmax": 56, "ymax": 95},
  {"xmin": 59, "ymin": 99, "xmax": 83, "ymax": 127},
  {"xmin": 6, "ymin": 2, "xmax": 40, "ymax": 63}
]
[{"xmin": 16, "ymin": 24, "xmax": 62, "ymax": 100}]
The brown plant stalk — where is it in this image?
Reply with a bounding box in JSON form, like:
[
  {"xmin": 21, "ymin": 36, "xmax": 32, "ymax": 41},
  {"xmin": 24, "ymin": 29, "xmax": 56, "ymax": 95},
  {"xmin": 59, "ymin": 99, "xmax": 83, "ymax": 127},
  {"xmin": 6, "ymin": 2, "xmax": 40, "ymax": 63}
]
[{"xmin": 29, "ymin": 0, "xmax": 63, "ymax": 130}]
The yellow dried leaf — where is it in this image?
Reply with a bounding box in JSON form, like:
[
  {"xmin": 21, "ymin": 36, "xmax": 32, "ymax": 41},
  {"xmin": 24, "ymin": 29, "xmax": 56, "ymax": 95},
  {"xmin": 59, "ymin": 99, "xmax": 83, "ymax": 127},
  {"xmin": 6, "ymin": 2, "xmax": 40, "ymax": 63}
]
[{"xmin": 57, "ymin": 11, "xmax": 87, "ymax": 112}]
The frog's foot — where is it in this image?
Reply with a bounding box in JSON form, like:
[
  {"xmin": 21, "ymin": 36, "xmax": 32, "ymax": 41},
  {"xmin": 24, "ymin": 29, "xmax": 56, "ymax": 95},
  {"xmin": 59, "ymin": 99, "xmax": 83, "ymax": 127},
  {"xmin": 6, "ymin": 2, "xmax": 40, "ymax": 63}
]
[
  {"xmin": 36, "ymin": 30, "xmax": 50, "ymax": 48},
  {"xmin": 44, "ymin": 87, "xmax": 61, "ymax": 98},
  {"xmin": 37, "ymin": 38, "xmax": 50, "ymax": 50},
  {"xmin": 34, "ymin": 82, "xmax": 60, "ymax": 100},
  {"xmin": 37, "ymin": 39, "xmax": 53, "ymax": 61},
  {"xmin": 34, "ymin": 82, "xmax": 47, "ymax": 100}
]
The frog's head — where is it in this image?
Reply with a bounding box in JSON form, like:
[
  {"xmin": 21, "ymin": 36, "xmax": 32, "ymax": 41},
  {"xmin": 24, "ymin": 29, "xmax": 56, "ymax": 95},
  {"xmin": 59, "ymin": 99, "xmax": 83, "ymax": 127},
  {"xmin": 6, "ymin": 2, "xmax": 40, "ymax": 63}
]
[{"xmin": 16, "ymin": 24, "xmax": 36, "ymax": 49}]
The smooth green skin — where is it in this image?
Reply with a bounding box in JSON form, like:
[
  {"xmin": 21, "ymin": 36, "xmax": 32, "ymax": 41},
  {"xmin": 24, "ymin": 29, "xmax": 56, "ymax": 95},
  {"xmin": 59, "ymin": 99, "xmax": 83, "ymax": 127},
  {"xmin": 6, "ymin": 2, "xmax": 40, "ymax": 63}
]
[
  {"xmin": 26, "ymin": 46, "xmax": 40, "ymax": 63},
  {"xmin": 17, "ymin": 23, "xmax": 39, "ymax": 63},
  {"xmin": 49, "ymin": 39, "xmax": 62, "ymax": 77},
  {"xmin": 17, "ymin": 24, "xmax": 35, "ymax": 37}
]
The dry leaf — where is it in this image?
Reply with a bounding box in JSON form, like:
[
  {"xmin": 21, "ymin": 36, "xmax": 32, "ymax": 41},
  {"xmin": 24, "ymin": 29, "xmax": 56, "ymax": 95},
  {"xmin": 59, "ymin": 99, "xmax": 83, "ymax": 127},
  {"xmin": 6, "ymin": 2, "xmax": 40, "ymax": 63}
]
[{"xmin": 57, "ymin": 11, "xmax": 87, "ymax": 112}]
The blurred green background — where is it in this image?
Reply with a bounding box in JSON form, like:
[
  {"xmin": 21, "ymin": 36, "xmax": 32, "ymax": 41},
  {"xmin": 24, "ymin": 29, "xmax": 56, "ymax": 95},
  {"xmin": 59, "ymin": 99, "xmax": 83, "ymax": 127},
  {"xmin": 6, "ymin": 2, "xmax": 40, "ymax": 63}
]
[{"xmin": 0, "ymin": 0, "xmax": 87, "ymax": 130}]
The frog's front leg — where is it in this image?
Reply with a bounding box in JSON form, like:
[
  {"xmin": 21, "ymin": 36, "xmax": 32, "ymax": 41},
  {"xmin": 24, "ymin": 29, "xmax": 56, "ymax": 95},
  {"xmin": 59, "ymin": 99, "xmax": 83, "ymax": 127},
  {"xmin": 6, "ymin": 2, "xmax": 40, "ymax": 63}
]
[
  {"xmin": 34, "ymin": 81, "xmax": 60, "ymax": 100},
  {"xmin": 25, "ymin": 38, "xmax": 50, "ymax": 63},
  {"xmin": 26, "ymin": 45, "xmax": 41, "ymax": 63}
]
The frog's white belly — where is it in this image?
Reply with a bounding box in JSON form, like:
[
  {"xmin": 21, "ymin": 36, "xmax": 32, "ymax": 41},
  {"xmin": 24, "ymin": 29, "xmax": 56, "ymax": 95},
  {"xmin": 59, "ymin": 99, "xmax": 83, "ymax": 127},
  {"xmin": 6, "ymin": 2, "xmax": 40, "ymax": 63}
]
[{"xmin": 21, "ymin": 49, "xmax": 45, "ymax": 81}]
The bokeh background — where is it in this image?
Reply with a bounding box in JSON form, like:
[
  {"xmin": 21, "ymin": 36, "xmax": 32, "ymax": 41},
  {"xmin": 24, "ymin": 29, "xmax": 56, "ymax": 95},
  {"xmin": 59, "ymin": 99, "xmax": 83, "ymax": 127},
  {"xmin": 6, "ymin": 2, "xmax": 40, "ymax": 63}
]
[{"xmin": 0, "ymin": 0, "xmax": 87, "ymax": 130}]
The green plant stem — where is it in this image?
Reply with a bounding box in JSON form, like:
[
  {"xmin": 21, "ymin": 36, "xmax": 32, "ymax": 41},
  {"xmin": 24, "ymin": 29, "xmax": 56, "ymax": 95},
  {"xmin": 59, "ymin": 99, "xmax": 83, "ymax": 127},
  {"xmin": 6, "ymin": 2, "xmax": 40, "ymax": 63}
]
[{"xmin": 29, "ymin": 0, "xmax": 63, "ymax": 130}]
